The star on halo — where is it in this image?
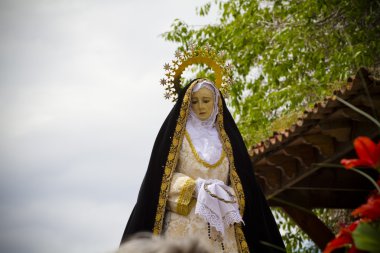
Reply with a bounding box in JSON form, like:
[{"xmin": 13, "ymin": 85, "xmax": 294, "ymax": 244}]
[
  {"xmin": 174, "ymin": 50, "xmax": 182, "ymax": 58},
  {"xmin": 164, "ymin": 92, "xmax": 171, "ymax": 100}
]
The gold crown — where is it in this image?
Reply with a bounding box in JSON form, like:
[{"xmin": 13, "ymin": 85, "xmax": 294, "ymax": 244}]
[{"xmin": 160, "ymin": 43, "xmax": 234, "ymax": 101}]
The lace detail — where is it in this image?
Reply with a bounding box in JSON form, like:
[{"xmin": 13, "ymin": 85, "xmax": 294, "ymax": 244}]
[
  {"xmin": 195, "ymin": 179, "xmax": 243, "ymax": 236},
  {"xmin": 196, "ymin": 202, "xmax": 224, "ymax": 234},
  {"xmin": 223, "ymin": 210, "xmax": 244, "ymax": 227},
  {"xmin": 195, "ymin": 205, "xmax": 243, "ymax": 236}
]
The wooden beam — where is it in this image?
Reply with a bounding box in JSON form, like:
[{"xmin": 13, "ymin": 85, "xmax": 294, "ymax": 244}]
[
  {"xmin": 303, "ymin": 134, "xmax": 335, "ymax": 157},
  {"xmin": 282, "ymin": 144, "xmax": 318, "ymax": 168},
  {"xmin": 266, "ymin": 155, "xmax": 299, "ymax": 179},
  {"xmin": 293, "ymin": 167, "xmax": 378, "ymax": 190},
  {"xmin": 255, "ymin": 164, "xmax": 283, "ymax": 190},
  {"xmin": 319, "ymin": 119, "xmax": 352, "ymax": 140},
  {"xmin": 271, "ymin": 189, "xmax": 370, "ymax": 209},
  {"xmin": 281, "ymin": 205, "xmax": 334, "ymax": 250}
]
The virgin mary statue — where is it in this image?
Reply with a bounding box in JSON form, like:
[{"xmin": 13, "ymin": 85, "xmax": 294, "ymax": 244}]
[{"xmin": 121, "ymin": 48, "xmax": 285, "ymax": 253}]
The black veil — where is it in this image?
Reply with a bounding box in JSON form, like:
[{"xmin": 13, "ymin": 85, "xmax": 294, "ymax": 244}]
[{"xmin": 121, "ymin": 81, "xmax": 285, "ymax": 252}]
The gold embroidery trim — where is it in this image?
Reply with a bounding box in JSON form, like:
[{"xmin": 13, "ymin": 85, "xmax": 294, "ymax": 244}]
[
  {"xmin": 184, "ymin": 131, "xmax": 226, "ymax": 169},
  {"xmin": 235, "ymin": 224, "xmax": 250, "ymax": 253},
  {"xmin": 216, "ymin": 96, "xmax": 245, "ymax": 215},
  {"xmin": 216, "ymin": 95, "xmax": 248, "ymax": 252},
  {"xmin": 153, "ymin": 83, "xmax": 194, "ymax": 235},
  {"xmin": 176, "ymin": 178, "xmax": 196, "ymax": 216}
]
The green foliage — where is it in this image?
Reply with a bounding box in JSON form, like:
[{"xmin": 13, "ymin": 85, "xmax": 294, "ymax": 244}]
[
  {"xmin": 162, "ymin": 0, "xmax": 380, "ymax": 145},
  {"xmin": 271, "ymin": 208, "xmax": 353, "ymax": 252},
  {"xmin": 273, "ymin": 208, "xmax": 320, "ymax": 252},
  {"xmin": 313, "ymin": 208, "xmax": 354, "ymax": 234},
  {"xmin": 352, "ymin": 221, "xmax": 380, "ymax": 253}
]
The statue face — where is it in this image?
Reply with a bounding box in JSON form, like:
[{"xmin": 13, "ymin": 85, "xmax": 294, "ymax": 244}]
[{"xmin": 191, "ymin": 87, "xmax": 214, "ymax": 121}]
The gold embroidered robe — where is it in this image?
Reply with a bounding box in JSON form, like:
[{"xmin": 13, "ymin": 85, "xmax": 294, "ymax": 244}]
[{"xmin": 163, "ymin": 132, "xmax": 239, "ymax": 253}]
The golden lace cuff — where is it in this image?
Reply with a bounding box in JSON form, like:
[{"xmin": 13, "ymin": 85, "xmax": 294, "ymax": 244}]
[
  {"xmin": 176, "ymin": 178, "xmax": 196, "ymax": 215},
  {"xmin": 167, "ymin": 173, "xmax": 196, "ymax": 216}
]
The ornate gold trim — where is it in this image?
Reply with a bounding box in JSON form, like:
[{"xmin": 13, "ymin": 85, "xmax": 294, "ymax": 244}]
[
  {"xmin": 176, "ymin": 178, "xmax": 196, "ymax": 216},
  {"xmin": 235, "ymin": 224, "xmax": 250, "ymax": 253},
  {"xmin": 153, "ymin": 83, "xmax": 194, "ymax": 235},
  {"xmin": 216, "ymin": 95, "xmax": 248, "ymax": 252},
  {"xmin": 184, "ymin": 131, "xmax": 226, "ymax": 169},
  {"xmin": 216, "ymin": 96, "xmax": 245, "ymax": 215}
]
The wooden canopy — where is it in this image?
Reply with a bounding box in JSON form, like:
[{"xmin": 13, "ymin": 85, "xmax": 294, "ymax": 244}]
[{"xmin": 250, "ymin": 68, "xmax": 380, "ymax": 249}]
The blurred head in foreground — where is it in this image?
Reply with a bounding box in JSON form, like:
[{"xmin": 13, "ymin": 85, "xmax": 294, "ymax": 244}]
[{"xmin": 116, "ymin": 232, "xmax": 211, "ymax": 253}]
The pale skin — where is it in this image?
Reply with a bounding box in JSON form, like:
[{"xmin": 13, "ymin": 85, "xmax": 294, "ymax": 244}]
[{"xmin": 191, "ymin": 87, "xmax": 214, "ymax": 121}]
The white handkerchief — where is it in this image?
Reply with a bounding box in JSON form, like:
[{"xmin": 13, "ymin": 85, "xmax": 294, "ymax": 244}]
[{"xmin": 195, "ymin": 179, "xmax": 244, "ymax": 236}]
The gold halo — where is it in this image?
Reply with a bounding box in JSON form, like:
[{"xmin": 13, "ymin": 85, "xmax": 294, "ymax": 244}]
[
  {"xmin": 173, "ymin": 56, "xmax": 223, "ymax": 93},
  {"xmin": 160, "ymin": 44, "xmax": 233, "ymax": 101}
]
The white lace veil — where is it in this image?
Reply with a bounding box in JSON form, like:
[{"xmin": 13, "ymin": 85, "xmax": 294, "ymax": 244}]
[{"xmin": 186, "ymin": 80, "xmax": 222, "ymax": 164}]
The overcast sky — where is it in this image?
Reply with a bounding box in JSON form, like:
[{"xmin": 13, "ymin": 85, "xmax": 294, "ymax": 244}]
[{"xmin": 0, "ymin": 1, "xmax": 214, "ymax": 252}]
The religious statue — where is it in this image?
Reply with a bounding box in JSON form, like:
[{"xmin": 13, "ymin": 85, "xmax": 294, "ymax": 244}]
[{"xmin": 121, "ymin": 45, "xmax": 285, "ymax": 253}]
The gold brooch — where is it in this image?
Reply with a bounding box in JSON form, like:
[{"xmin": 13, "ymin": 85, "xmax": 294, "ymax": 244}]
[{"xmin": 160, "ymin": 43, "xmax": 234, "ymax": 101}]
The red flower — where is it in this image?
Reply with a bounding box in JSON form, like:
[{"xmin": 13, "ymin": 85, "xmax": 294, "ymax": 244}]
[
  {"xmin": 323, "ymin": 221, "xmax": 364, "ymax": 253},
  {"xmin": 352, "ymin": 194, "xmax": 380, "ymax": 220},
  {"xmin": 341, "ymin": 137, "xmax": 380, "ymax": 170}
]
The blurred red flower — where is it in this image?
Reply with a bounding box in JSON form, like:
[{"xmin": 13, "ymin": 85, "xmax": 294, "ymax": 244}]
[
  {"xmin": 341, "ymin": 137, "xmax": 380, "ymax": 170},
  {"xmin": 323, "ymin": 221, "xmax": 365, "ymax": 253},
  {"xmin": 352, "ymin": 194, "xmax": 380, "ymax": 221}
]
